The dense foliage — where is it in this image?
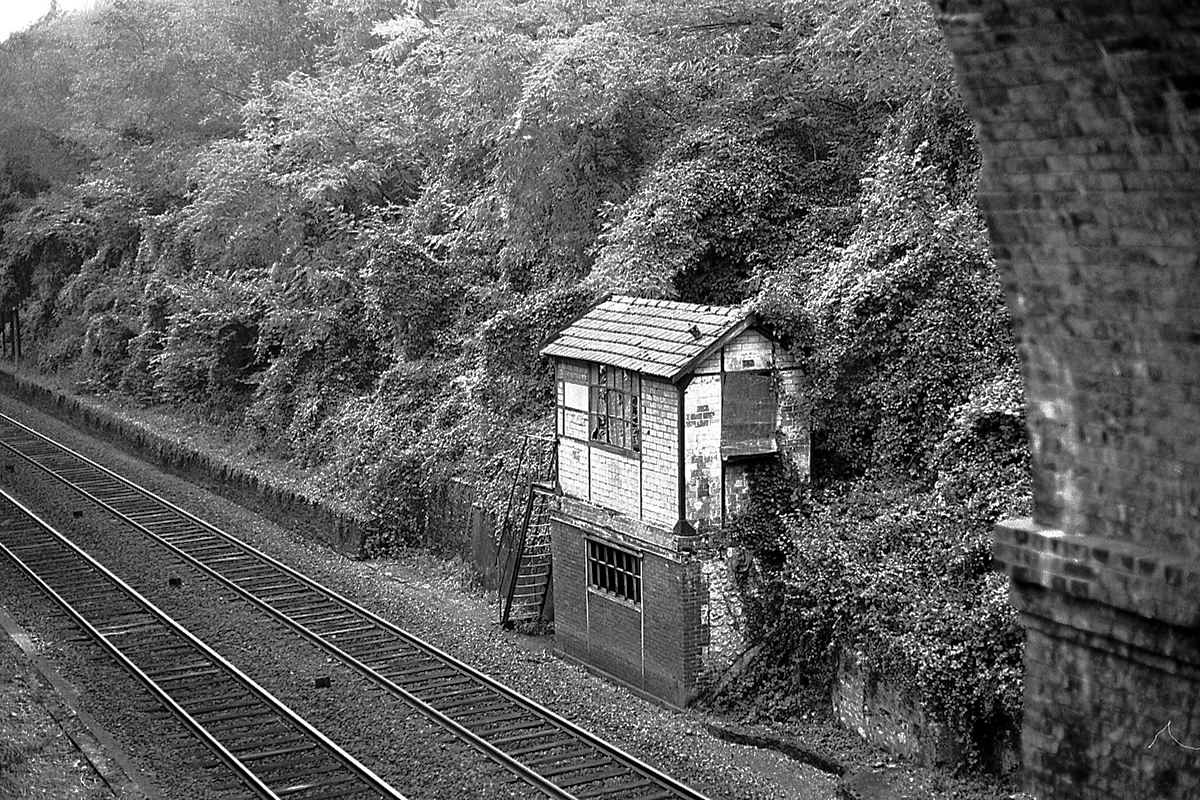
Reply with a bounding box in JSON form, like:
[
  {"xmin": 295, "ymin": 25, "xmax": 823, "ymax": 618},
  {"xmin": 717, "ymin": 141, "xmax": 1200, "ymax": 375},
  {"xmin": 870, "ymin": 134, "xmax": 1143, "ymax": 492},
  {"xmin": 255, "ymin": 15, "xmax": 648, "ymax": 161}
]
[{"xmin": 0, "ymin": 0, "xmax": 1030, "ymax": 767}]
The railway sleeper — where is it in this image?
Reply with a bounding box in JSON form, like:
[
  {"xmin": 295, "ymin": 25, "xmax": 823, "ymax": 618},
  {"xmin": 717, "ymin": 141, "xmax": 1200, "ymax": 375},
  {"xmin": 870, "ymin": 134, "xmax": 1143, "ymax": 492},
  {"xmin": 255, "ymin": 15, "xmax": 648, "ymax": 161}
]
[
  {"xmin": 262, "ymin": 770, "xmax": 365, "ymax": 794},
  {"xmin": 96, "ymin": 619, "xmax": 162, "ymax": 638},
  {"xmin": 320, "ymin": 623, "xmax": 379, "ymax": 638},
  {"xmin": 410, "ymin": 676, "xmax": 478, "ymax": 699},
  {"xmin": 462, "ymin": 712, "xmax": 544, "ymax": 735},
  {"xmin": 123, "ymin": 638, "xmax": 194, "ymax": 656},
  {"xmin": 429, "ymin": 690, "xmax": 503, "ymax": 713},
  {"xmin": 262, "ymin": 592, "xmax": 330, "ymax": 608},
  {"xmin": 326, "ymin": 632, "xmax": 397, "ymax": 650},
  {"xmin": 158, "ymin": 532, "xmax": 217, "ymax": 544},
  {"xmin": 146, "ymin": 659, "xmax": 217, "ymax": 677},
  {"xmin": 240, "ymin": 751, "xmax": 350, "ymax": 776},
  {"xmin": 541, "ymin": 759, "xmax": 618, "ymax": 781},
  {"xmin": 91, "ymin": 490, "xmax": 143, "ymax": 503},
  {"xmin": 382, "ymin": 659, "xmax": 452, "ymax": 679},
  {"xmin": 485, "ymin": 727, "xmax": 565, "ymax": 750},
  {"xmin": 179, "ymin": 542, "xmax": 239, "ymax": 557},
  {"xmin": 107, "ymin": 629, "xmax": 177, "ymax": 649},
  {"xmin": 213, "ymin": 556, "xmax": 273, "ymax": 572},
  {"xmin": 388, "ymin": 670, "xmax": 464, "ymax": 692},
  {"xmin": 118, "ymin": 500, "xmax": 169, "ymax": 513},
  {"xmin": 274, "ymin": 773, "xmax": 364, "ymax": 798},
  {"xmin": 4, "ymin": 540, "xmax": 58, "ymax": 553},
  {"xmin": 574, "ymin": 780, "xmax": 661, "ymax": 798},
  {"xmin": 447, "ymin": 707, "xmax": 528, "ymax": 731},
  {"xmin": 234, "ymin": 579, "xmax": 298, "ymax": 593},
  {"xmin": 513, "ymin": 743, "xmax": 596, "ymax": 764},
  {"xmin": 231, "ymin": 737, "xmax": 313, "ymax": 762},
  {"xmin": 274, "ymin": 777, "xmax": 366, "ymax": 798},
  {"xmin": 150, "ymin": 525, "xmax": 208, "ymax": 538},
  {"xmin": 185, "ymin": 696, "xmax": 264, "ymax": 715},
  {"xmin": 290, "ymin": 609, "xmax": 356, "ymax": 624},
  {"xmin": 197, "ymin": 711, "xmax": 281, "ymax": 731},
  {"xmin": 24, "ymin": 560, "xmax": 95, "ymax": 577},
  {"xmin": 351, "ymin": 639, "xmax": 418, "ymax": 659},
  {"xmin": 128, "ymin": 512, "xmax": 181, "ymax": 525},
  {"xmin": 206, "ymin": 554, "xmax": 255, "ymax": 566},
  {"xmin": 150, "ymin": 666, "xmax": 224, "ymax": 684}
]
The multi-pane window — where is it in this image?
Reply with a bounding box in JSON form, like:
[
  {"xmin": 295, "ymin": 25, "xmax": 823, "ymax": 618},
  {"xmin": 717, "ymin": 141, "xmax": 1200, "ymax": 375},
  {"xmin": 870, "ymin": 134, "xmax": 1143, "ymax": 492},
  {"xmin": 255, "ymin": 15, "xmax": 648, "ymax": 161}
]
[
  {"xmin": 589, "ymin": 364, "xmax": 640, "ymax": 452},
  {"xmin": 587, "ymin": 540, "xmax": 642, "ymax": 605}
]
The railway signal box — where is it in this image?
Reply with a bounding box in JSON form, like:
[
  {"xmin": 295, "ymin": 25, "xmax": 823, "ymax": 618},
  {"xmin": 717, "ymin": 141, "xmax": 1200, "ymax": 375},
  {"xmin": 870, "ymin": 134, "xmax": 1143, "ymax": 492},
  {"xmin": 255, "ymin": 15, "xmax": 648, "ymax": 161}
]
[{"xmin": 539, "ymin": 295, "xmax": 809, "ymax": 706}]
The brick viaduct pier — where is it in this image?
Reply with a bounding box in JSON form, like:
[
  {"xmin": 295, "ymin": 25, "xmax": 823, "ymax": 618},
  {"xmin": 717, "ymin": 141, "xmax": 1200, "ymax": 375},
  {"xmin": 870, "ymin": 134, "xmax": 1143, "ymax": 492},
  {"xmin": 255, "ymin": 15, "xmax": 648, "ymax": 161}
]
[{"xmin": 931, "ymin": 2, "xmax": 1199, "ymax": 797}]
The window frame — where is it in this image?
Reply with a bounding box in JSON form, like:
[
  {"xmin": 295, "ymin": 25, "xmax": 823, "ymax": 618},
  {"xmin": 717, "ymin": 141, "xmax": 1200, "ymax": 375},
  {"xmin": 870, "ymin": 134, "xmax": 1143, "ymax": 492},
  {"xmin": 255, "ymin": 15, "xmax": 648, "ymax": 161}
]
[
  {"xmin": 588, "ymin": 364, "xmax": 641, "ymax": 454},
  {"xmin": 586, "ymin": 538, "xmax": 643, "ymax": 606}
]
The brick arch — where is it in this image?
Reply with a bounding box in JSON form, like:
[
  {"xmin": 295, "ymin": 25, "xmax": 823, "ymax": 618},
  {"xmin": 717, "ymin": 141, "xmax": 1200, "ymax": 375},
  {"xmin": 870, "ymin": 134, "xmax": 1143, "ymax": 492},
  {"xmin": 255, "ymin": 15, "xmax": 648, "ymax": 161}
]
[{"xmin": 931, "ymin": 2, "xmax": 1200, "ymax": 797}]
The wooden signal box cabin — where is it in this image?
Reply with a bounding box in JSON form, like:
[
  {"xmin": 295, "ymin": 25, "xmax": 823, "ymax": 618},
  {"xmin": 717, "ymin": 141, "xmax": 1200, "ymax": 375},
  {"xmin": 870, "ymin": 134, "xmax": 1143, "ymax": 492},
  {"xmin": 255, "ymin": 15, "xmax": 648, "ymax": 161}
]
[{"xmin": 539, "ymin": 295, "xmax": 808, "ymax": 706}]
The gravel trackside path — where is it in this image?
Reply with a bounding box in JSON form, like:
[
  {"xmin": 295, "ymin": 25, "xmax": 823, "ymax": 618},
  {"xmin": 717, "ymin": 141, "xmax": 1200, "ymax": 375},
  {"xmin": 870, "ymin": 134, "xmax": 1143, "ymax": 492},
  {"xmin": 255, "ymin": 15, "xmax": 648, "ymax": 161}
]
[{"xmin": 0, "ymin": 392, "xmax": 836, "ymax": 800}]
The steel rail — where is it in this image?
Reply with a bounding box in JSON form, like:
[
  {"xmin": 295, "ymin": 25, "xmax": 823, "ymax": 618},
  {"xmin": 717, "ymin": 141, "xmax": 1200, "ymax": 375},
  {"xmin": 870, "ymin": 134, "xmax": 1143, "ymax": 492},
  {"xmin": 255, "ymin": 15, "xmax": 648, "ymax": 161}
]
[
  {"xmin": 0, "ymin": 485, "xmax": 406, "ymax": 800},
  {"xmin": 0, "ymin": 410, "xmax": 713, "ymax": 800}
]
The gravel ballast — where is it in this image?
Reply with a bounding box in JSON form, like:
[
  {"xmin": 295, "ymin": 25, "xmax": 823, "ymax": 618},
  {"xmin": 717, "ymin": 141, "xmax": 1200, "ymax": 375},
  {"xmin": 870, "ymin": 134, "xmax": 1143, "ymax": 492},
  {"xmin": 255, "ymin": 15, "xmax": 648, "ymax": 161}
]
[{"xmin": 0, "ymin": 391, "xmax": 836, "ymax": 800}]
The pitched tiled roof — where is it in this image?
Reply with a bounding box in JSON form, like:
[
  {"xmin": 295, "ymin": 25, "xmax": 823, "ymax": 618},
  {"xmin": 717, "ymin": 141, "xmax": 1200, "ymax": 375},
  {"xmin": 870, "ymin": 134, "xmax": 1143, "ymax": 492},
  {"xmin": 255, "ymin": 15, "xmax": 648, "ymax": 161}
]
[{"xmin": 539, "ymin": 295, "xmax": 753, "ymax": 381}]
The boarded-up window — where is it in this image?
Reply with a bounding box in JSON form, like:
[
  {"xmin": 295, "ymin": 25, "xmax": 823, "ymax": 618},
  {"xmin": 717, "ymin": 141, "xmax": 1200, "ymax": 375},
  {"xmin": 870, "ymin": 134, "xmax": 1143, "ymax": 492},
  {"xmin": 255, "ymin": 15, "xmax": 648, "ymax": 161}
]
[{"xmin": 722, "ymin": 371, "xmax": 776, "ymax": 457}]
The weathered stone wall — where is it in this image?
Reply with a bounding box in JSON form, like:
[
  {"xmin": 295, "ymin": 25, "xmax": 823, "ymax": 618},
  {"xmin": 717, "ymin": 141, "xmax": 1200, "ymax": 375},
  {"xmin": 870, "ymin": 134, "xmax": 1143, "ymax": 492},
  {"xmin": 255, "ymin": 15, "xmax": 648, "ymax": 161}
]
[
  {"xmin": 833, "ymin": 650, "xmax": 1019, "ymax": 772},
  {"xmin": 833, "ymin": 651, "xmax": 959, "ymax": 767},
  {"xmin": 697, "ymin": 546, "xmax": 747, "ymax": 689},
  {"xmin": 932, "ymin": 2, "xmax": 1200, "ymax": 797}
]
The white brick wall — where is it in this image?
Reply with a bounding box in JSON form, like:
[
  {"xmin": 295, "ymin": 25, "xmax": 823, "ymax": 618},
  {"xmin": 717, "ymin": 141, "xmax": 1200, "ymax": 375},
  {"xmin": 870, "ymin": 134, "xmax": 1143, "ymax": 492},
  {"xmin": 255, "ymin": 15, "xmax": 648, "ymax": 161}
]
[
  {"xmin": 558, "ymin": 437, "xmax": 590, "ymax": 500},
  {"xmin": 557, "ymin": 359, "xmax": 589, "ymax": 383},
  {"xmin": 723, "ymin": 329, "xmax": 774, "ymax": 371},
  {"xmin": 640, "ymin": 377, "xmax": 678, "ymax": 529},
  {"xmin": 589, "ymin": 446, "xmax": 640, "ymax": 518}
]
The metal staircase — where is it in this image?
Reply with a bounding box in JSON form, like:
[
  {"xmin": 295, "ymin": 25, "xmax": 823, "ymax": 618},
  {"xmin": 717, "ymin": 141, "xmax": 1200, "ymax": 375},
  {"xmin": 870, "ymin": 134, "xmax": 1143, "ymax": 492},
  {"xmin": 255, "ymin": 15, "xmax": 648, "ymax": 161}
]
[{"xmin": 500, "ymin": 482, "xmax": 555, "ymax": 628}]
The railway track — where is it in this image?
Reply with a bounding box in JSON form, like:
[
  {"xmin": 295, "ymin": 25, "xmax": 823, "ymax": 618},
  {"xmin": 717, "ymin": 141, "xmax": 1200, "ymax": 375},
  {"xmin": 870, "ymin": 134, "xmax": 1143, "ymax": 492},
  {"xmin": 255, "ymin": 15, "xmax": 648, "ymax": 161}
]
[
  {"xmin": 0, "ymin": 486, "xmax": 405, "ymax": 800},
  {"xmin": 0, "ymin": 411, "xmax": 713, "ymax": 800}
]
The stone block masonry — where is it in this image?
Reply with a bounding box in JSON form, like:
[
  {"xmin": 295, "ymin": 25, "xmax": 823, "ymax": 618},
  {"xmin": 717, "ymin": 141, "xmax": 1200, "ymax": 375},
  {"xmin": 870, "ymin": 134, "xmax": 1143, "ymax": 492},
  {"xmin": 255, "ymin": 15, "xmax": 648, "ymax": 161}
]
[{"xmin": 932, "ymin": 2, "xmax": 1200, "ymax": 797}]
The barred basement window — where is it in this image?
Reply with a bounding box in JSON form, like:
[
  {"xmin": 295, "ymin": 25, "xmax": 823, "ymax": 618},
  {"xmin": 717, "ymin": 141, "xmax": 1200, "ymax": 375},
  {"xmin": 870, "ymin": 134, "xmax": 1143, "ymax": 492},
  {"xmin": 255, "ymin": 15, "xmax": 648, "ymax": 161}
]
[
  {"xmin": 587, "ymin": 540, "xmax": 642, "ymax": 605},
  {"xmin": 589, "ymin": 364, "xmax": 640, "ymax": 452}
]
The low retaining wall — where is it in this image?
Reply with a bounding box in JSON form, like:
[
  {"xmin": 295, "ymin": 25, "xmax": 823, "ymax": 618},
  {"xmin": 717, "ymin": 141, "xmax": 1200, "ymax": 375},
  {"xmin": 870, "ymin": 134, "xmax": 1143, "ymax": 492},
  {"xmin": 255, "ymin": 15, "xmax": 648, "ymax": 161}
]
[
  {"xmin": 424, "ymin": 478, "xmax": 500, "ymax": 590},
  {"xmin": 0, "ymin": 367, "xmax": 368, "ymax": 556},
  {"xmin": 833, "ymin": 650, "xmax": 1019, "ymax": 772}
]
